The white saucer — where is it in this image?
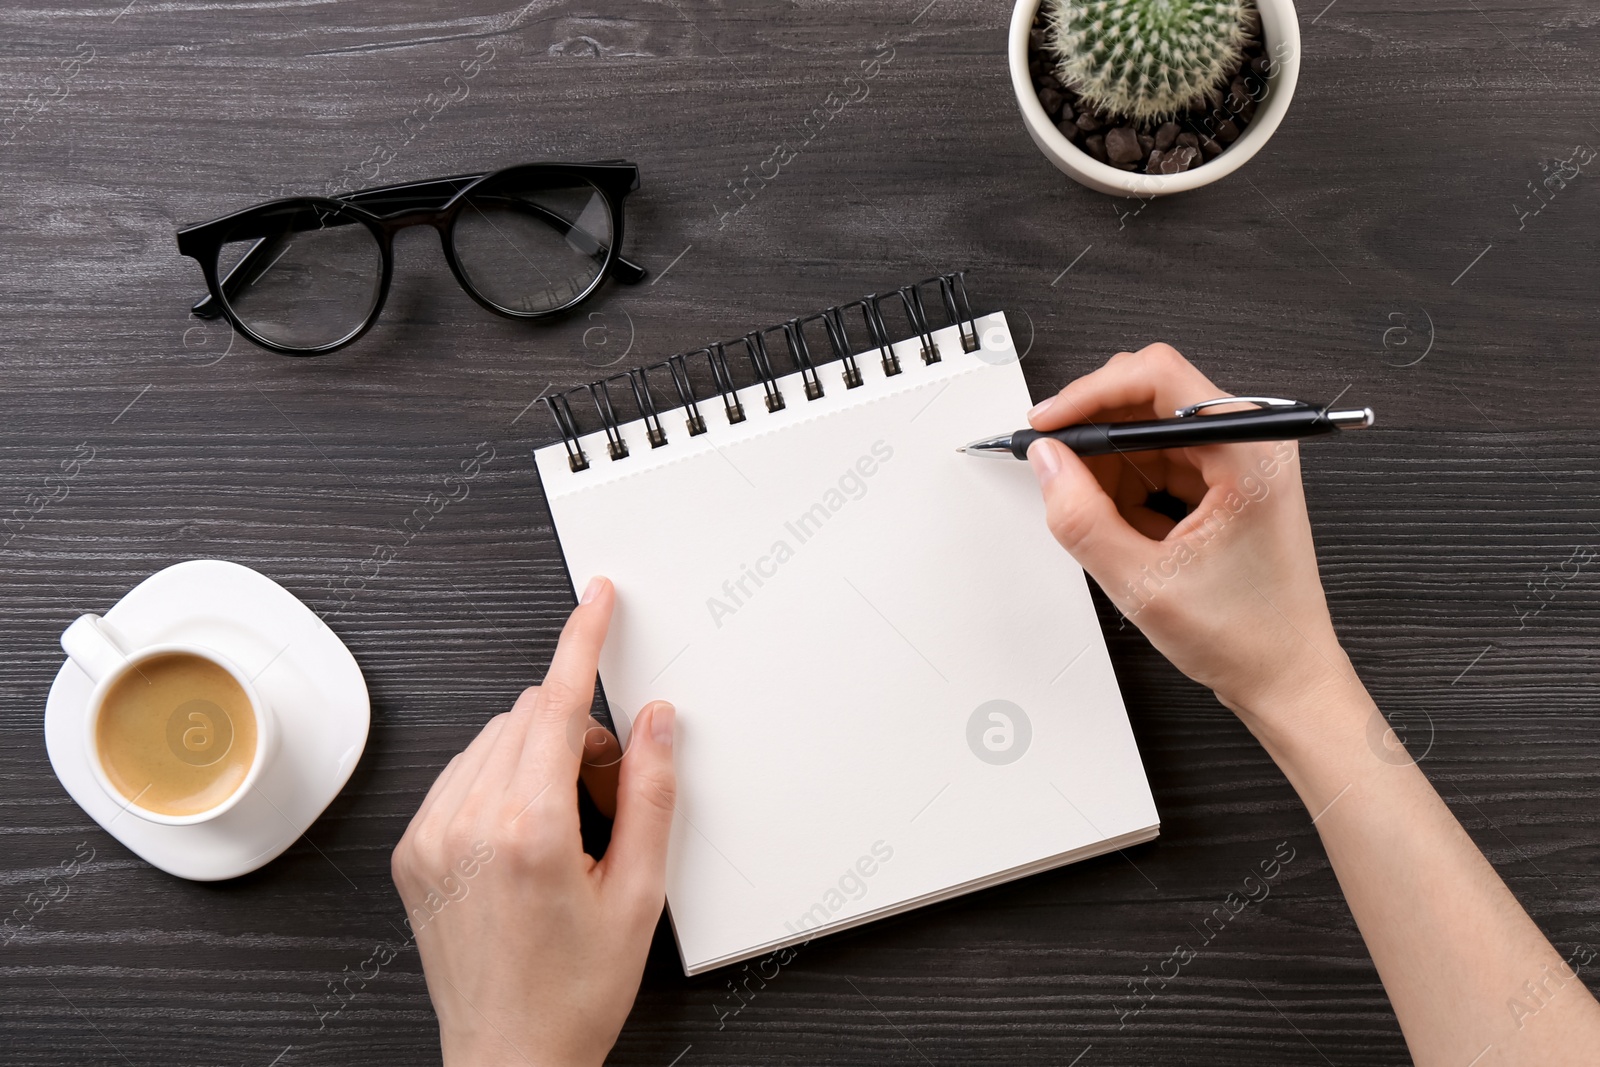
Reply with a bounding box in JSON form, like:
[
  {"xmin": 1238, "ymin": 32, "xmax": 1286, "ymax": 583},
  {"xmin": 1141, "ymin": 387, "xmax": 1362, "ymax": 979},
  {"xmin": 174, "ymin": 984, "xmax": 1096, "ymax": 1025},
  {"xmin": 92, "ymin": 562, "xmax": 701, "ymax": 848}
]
[{"xmin": 44, "ymin": 560, "xmax": 370, "ymax": 881}]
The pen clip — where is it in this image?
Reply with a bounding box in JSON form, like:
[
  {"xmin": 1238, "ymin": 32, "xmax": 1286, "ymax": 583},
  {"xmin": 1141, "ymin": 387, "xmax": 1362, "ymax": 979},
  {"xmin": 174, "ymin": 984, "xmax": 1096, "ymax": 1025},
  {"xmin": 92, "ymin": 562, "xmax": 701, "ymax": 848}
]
[{"xmin": 1174, "ymin": 396, "xmax": 1308, "ymax": 418}]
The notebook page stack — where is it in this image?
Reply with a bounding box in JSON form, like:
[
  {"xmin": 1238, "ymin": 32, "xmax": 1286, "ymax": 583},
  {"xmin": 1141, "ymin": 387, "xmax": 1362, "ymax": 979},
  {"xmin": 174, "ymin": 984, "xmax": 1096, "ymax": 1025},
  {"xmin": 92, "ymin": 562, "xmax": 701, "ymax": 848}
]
[{"xmin": 534, "ymin": 304, "xmax": 1158, "ymax": 975}]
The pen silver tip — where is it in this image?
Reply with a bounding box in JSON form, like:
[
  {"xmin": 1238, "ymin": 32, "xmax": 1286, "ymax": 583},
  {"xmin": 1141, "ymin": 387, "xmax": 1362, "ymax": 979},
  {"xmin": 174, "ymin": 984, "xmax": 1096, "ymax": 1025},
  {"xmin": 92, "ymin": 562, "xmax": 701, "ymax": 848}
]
[{"xmin": 958, "ymin": 434, "xmax": 1017, "ymax": 457}]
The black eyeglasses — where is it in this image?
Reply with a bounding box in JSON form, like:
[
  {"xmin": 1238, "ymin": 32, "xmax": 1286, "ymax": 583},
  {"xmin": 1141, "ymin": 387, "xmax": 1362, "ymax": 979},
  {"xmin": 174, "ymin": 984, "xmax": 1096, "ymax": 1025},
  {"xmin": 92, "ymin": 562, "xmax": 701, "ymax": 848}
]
[{"xmin": 176, "ymin": 160, "xmax": 647, "ymax": 355}]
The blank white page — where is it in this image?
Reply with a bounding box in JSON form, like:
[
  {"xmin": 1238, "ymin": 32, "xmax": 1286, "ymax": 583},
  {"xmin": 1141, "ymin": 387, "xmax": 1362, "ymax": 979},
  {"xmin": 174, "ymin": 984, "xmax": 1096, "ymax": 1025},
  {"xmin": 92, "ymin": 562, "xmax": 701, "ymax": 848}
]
[{"xmin": 535, "ymin": 313, "xmax": 1158, "ymax": 975}]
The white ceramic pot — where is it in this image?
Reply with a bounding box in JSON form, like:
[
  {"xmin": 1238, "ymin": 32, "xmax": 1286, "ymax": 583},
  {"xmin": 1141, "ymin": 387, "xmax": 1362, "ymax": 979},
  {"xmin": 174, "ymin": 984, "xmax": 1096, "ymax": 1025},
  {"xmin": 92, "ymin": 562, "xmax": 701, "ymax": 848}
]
[{"xmin": 1009, "ymin": 0, "xmax": 1301, "ymax": 196}]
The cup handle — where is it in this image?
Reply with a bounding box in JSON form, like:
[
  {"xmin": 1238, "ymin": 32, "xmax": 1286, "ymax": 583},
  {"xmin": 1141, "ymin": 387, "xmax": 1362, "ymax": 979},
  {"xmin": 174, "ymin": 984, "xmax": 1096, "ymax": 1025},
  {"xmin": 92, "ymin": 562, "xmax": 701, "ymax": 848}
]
[{"xmin": 61, "ymin": 614, "xmax": 131, "ymax": 684}]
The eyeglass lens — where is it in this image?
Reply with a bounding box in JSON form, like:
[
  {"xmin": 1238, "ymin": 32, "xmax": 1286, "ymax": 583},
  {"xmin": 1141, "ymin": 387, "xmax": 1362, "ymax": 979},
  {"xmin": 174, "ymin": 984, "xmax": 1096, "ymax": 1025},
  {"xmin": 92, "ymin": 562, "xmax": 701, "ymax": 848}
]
[
  {"xmin": 450, "ymin": 174, "xmax": 613, "ymax": 316},
  {"xmin": 217, "ymin": 204, "xmax": 384, "ymax": 350}
]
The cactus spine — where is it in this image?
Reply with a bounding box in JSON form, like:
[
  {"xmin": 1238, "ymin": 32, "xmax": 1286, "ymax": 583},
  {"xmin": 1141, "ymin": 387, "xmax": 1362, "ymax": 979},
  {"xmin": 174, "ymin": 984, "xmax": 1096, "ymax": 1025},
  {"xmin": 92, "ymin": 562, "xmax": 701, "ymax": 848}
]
[{"xmin": 1045, "ymin": 0, "xmax": 1253, "ymax": 123}]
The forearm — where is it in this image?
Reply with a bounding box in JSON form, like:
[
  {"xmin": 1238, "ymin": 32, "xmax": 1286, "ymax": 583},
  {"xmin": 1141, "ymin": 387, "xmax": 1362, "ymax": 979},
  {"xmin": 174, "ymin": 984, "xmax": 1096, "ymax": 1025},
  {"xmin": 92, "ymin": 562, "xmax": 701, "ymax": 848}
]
[{"xmin": 1243, "ymin": 679, "xmax": 1600, "ymax": 1067}]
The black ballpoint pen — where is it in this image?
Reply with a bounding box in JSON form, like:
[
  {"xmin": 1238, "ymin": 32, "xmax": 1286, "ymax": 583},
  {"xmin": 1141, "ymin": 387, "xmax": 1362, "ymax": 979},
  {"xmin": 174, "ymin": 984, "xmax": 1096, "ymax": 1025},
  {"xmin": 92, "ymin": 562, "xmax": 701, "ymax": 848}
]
[{"xmin": 957, "ymin": 396, "xmax": 1375, "ymax": 459}]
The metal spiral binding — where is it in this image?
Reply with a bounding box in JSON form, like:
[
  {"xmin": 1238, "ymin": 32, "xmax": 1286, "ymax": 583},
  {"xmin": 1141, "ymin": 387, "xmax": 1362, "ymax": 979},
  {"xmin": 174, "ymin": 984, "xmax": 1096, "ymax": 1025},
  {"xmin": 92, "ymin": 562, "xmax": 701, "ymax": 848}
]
[
  {"xmin": 662, "ymin": 353, "xmax": 707, "ymax": 436},
  {"xmin": 705, "ymin": 343, "xmax": 746, "ymax": 424},
  {"xmin": 545, "ymin": 390, "xmax": 589, "ymax": 472},
  {"xmin": 742, "ymin": 331, "xmax": 787, "ymax": 413},
  {"xmin": 780, "ymin": 319, "xmax": 826, "ymax": 400},
  {"xmin": 797, "ymin": 307, "xmax": 863, "ymax": 388},
  {"xmin": 586, "ymin": 376, "xmax": 630, "ymax": 461},
  {"xmin": 834, "ymin": 296, "xmax": 899, "ymax": 377},
  {"xmin": 627, "ymin": 367, "xmax": 669, "ymax": 449},
  {"xmin": 540, "ymin": 271, "xmax": 979, "ymax": 474}
]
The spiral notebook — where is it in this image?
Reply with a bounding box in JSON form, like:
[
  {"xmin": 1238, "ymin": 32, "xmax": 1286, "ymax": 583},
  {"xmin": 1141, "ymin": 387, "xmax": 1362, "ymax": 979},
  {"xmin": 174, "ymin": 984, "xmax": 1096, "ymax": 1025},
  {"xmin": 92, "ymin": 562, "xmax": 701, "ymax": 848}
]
[{"xmin": 533, "ymin": 273, "xmax": 1158, "ymax": 975}]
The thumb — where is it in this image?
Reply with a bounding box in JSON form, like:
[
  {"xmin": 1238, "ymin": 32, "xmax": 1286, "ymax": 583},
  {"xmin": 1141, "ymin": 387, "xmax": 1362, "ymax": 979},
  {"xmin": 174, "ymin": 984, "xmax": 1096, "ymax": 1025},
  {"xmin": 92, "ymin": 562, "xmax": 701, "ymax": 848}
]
[
  {"xmin": 1029, "ymin": 438, "xmax": 1151, "ymax": 590},
  {"xmin": 601, "ymin": 701, "xmax": 677, "ymax": 912}
]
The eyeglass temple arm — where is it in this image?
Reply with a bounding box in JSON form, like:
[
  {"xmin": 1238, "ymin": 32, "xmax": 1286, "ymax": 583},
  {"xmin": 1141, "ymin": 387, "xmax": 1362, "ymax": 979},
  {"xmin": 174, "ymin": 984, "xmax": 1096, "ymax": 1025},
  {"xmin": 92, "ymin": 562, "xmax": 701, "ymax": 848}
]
[{"xmin": 192, "ymin": 184, "xmax": 644, "ymax": 318}]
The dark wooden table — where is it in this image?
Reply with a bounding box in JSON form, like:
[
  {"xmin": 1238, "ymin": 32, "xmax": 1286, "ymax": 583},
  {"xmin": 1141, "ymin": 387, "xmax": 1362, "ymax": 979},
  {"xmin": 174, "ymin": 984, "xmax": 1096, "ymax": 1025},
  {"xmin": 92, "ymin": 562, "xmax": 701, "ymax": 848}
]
[{"xmin": 3, "ymin": 1, "xmax": 1597, "ymax": 1063}]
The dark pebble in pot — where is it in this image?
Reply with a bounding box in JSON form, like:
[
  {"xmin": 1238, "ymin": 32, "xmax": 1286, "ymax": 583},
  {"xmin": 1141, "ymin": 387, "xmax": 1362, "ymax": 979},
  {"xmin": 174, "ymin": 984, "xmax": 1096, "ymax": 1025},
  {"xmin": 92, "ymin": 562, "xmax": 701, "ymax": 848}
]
[
  {"xmin": 1215, "ymin": 119, "xmax": 1241, "ymax": 144},
  {"xmin": 1145, "ymin": 148, "xmax": 1164, "ymax": 173},
  {"xmin": 1056, "ymin": 117, "xmax": 1080, "ymax": 142},
  {"xmin": 1038, "ymin": 87, "xmax": 1064, "ymax": 117},
  {"xmin": 1154, "ymin": 121, "xmax": 1179, "ymax": 151},
  {"xmin": 1105, "ymin": 126, "xmax": 1142, "ymax": 164},
  {"xmin": 1137, "ymin": 131, "xmax": 1154, "ymax": 155},
  {"xmin": 1083, "ymin": 133, "xmax": 1108, "ymax": 163},
  {"xmin": 1199, "ymin": 135, "xmax": 1224, "ymax": 159},
  {"xmin": 1158, "ymin": 145, "xmax": 1200, "ymax": 173},
  {"xmin": 1177, "ymin": 131, "xmax": 1201, "ymax": 151},
  {"xmin": 1076, "ymin": 112, "xmax": 1104, "ymax": 133}
]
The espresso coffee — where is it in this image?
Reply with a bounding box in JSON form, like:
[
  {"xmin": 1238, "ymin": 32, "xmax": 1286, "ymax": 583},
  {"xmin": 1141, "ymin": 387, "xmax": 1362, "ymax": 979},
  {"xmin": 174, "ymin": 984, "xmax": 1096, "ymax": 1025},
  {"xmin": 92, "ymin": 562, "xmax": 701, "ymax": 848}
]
[{"xmin": 95, "ymin": 652, "xmax": 258, "ymax": 816}]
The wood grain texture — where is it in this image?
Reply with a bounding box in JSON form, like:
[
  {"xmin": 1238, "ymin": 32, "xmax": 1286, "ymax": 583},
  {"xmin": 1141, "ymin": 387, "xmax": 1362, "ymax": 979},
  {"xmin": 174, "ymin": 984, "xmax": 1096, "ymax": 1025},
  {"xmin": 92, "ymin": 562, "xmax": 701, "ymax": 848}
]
[{"xmin": 2, "ymin": 0, "xmax": 1598, "ymax": 1063}]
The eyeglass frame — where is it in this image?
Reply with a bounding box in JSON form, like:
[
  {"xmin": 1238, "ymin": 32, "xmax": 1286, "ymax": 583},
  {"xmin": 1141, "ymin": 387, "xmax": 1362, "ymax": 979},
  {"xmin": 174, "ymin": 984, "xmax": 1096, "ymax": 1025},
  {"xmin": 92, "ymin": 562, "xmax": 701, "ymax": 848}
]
[{"xmin": 175, "ymin": 160, "xmax": 647, "ymax": 356}]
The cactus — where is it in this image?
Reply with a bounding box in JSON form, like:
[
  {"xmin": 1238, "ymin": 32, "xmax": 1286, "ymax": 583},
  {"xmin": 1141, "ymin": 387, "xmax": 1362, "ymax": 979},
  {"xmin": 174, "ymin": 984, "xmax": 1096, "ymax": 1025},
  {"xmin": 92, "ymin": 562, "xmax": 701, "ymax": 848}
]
[{"xmin": 1045, "ymin": 0, "xmax": 1253, "ymax": 124}]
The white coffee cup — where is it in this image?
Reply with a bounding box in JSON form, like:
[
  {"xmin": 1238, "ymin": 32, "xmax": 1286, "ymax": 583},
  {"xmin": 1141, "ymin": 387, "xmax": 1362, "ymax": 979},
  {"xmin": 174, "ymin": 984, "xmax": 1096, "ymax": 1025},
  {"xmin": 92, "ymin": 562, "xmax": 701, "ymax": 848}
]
[{"xmin": 61, "ymin": 613, "xmax": 277, "ymax": 826}]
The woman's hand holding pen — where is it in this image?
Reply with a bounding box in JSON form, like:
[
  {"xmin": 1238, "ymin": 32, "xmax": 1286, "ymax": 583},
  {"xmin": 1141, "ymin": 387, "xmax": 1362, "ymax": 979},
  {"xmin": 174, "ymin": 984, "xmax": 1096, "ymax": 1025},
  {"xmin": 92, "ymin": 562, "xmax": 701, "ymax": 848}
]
[{"xmin": 1023, "ymin": 343, "xmax": 1359, "ymax": 746}]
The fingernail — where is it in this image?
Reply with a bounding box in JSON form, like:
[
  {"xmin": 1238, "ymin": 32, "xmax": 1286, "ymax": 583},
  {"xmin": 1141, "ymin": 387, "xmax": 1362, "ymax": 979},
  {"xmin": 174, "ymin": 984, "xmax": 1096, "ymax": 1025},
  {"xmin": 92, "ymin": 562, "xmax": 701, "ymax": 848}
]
[
  {"xmin": 650, "ymin": 702, "xmax": 676, "ymax": 746},
  {"xmin": 580, "ymin": 576, "xmax": 604, "ymax": 604},
  {"xmin": 1028, "ymin": 439, "xmax": 1061, "ymax": 488},
  {"xmin": 1027, "ymin": 397, "xmax": 1055, "ymax": 423}
]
